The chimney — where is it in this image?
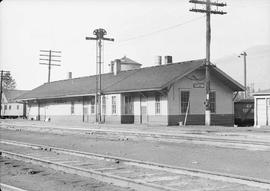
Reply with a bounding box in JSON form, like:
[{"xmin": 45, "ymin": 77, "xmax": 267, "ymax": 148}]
[
  {"xmin": 113, "ymin": 59, "xmax": 121, "ymax": 75},
  {"xmin": 155, "ymin": 56, "xmax": 162, "ymax": 66},
  {"xmin": 164, "ymin": 56, "xmax": 173, "ymax": 64},
  {"xmin": 67, "ymin": 72, "xmax": 72, "ymax": 79}
]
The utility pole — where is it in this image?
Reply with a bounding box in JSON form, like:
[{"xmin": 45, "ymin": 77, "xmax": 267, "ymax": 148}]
[
  {"xmin": 238, "ymin": 52, "xmax": 247, "ymax": 99},
  {"xmin": 86, "ymin": 28, "xmax": 114, "ymax": 123},
  {"xmin": 189, "ymin": 0, "xmax": 227, "ymax": 126},
  {"xmin": 39, "ymin": 50, "xmax": 61, "ymax": 83},
  {"xmin": 0, "ymin": 70, "xmax": 10, "ymax": 118}
]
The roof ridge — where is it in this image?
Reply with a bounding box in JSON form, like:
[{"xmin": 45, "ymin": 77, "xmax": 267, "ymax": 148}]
[{"xmin": 45, "ymin": 58, "xmax": 205, "ymax": 85}]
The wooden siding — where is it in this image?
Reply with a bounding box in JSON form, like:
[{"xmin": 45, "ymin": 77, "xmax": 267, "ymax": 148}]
[{"xmin": 168, "ymin": 68, "xmax": 235, "ymax": 126}]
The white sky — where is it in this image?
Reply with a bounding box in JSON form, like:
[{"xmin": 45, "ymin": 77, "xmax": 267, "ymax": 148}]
[{"xmin": 0, "ymin": 0, "xmax": 270, "ymax": 90}]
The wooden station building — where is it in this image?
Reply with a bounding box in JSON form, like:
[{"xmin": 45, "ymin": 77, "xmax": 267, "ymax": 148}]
[{"xmin": 17, "ymin": 57, "xmax": 244, "ymax": 126}]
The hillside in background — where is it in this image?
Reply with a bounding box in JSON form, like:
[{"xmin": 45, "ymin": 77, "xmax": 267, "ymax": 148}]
[{"xmin": 214, "ymin": 44, "xmax": 270, "ymax": 92}]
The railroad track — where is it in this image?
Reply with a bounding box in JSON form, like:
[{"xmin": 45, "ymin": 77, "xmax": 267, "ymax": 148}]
[
  {"xmin": 2, "ymin": 124, "xmax": 270, "ymax": 151},
  {"xmin": 0, "ymin": 183, "xmax": 28, "ymax": 191},
  {"xmin": 1, "ymin": 139, "xmax": 270, "ymax": 191}
]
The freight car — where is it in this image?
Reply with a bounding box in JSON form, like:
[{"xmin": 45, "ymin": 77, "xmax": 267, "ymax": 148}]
[{"xmin": 234, "ymin": 99, "xmax": 254, "ymax": 127}]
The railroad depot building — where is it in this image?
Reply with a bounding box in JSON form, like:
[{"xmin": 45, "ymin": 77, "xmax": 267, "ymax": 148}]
[
  {"xmin": 254, "ymin": 89, "xmax": 270, "ymax": 127},
  {"xmin": 17, "ymin": 57, "xmax": 244, "ymax": 126}
]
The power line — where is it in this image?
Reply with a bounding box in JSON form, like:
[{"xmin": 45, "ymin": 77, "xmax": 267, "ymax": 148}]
[
  {"xmin": 39, "ymin": 50, "xmax": 62, "ymax": 83},
  {"xmin": 117, "ymin": 16, "xmax": 205, "ymax": 44}
]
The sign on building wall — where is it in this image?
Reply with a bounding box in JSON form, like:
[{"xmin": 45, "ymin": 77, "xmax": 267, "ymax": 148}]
[{"xmin": 193, "ymin": 82, "xmax": 204, "ymax": 88}]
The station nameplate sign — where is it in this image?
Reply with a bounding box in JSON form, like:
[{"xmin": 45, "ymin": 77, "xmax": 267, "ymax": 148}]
[{"xmin": 193, "ymin": 82, "xmax": 204, "ymax": 88}]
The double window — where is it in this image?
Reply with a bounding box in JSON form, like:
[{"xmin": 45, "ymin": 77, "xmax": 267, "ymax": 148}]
[{"xmin": 155, "ymin": 95, "xmax": 161, "ymax": 115}]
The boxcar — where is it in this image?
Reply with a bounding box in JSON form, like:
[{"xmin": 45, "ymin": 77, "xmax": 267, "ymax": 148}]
[{"xmin": 234, "ymin": 99, "xmax": 254, "ymax": 126}]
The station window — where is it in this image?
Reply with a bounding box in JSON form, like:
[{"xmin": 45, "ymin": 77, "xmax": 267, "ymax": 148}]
[
  {"xmin": 4, "ymin": 105, "xmax": 7, "ymax": 110},
  {"xmin": 102, "ymin": 96, "xmax": 106, "ymax": 115},
  {"xmin": 210, "ymin": 91, "xmax": 216, "ymax": 113},
  {"xmin": 181, "ymin": 91, "xmax": 190, "ymax": 114},
  {"xmin": 155, "ymin": 95, "xmax": 161, "ymax": 115},
  {"xmin": 71, "ymin": 102, "xmax": 75, "ymax": 114},
  {"xmin": 9, "ymin": 105, "xmax": 12, "ymax": 110},
  {"xmin": 17, "ymin": 105, "xmax": 20, "ymax": 110},
  {"xmin": 112, "ymin": 96, "xmax": 117, "ymax": 114},
  {"xmin": 90, "ymin": 98, "xmax": 95, "ymax": 114}
]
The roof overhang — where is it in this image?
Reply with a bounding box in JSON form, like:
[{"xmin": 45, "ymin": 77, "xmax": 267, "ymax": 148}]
[
  {"xmin": 253, "ymin": 93, "xmax": 270, "ymax": 96},
  {"xmin": 210, "ymin": 65, "xmax": 245, "ymax": 91},
  {"xmin": 16, "ymin": 93, "xmax": 96, "ymax": 102}
]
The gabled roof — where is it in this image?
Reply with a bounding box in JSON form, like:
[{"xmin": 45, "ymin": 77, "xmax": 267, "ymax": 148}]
[
  {"xmin": 253, "ymin": 89, "xmax": 270, "ymax": 96},
  {"xmin": 2, "ymin": 89, "xmax": 29, "ymax": 102},
  {"xmin": 17, "ymin": 59, "xmax": 244, "ymax": 101},
  {"xmin": 210, "ymin": 65, "xmax": 245, "ymax": 91}
]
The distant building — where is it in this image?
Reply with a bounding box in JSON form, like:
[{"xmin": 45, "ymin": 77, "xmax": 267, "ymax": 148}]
[
  {"xmin": 17, "ymin": 57, "xmax": 244, "ymax": 126},
  {"xmin": 253, "ymin": 89, "xmax": 270, "ymax": 127},
  {"xmin": 1, "ymin": 89, "xmax": 28, "ymax": 118}
]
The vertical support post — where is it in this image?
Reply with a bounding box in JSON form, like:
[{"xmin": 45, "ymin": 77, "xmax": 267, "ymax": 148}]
[
  {"xmin": 243, "ymin": 52, "xmax": 247, "ymax": 99},
  {"xmin": 86, "ymin": 28, "xmax": 114, "ymax": 124},
  {"xmin": 37, "ymin": 101, "xmax": 40, "ymax": 121},
  {"xmin": 98, "ymin": 38, "xmax": 102, "ymax": 123},
  {"xmin": 48, "ymin": 50, "xmax": 52, "ymax": 83},
  {"xmin": 0, "ymin": 70, "xmax": 3, "ymax": 118},
  {"xmin": 205, "ymin": 0, "xmax": 211, "ymax": 126},
  {"xmin": 189, "ymin": 0, "xmax": 226, "ymax": 126},
  {"xmin": 95, "ymin": 40, "xmax": 99, "ymax": 123}
]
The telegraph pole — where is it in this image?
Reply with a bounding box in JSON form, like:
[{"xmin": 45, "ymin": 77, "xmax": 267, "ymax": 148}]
[
  {"xmin": 0, "ymin": 70, "xmax": 10, "ymax": 118},
  {"xmin": 189, "ymin": 0, "xmax": 227, "ymax": 126},
  {"xmin": 39, "ymin": 50, "xmax": 61, "ymax": 83},
  {"xmin": 238, "ymin": 52, "xmax": 247, "ymax": 99},
  {"xmin": 86, "ymin": 28, "xmax": 114, "ymax": 123}
]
